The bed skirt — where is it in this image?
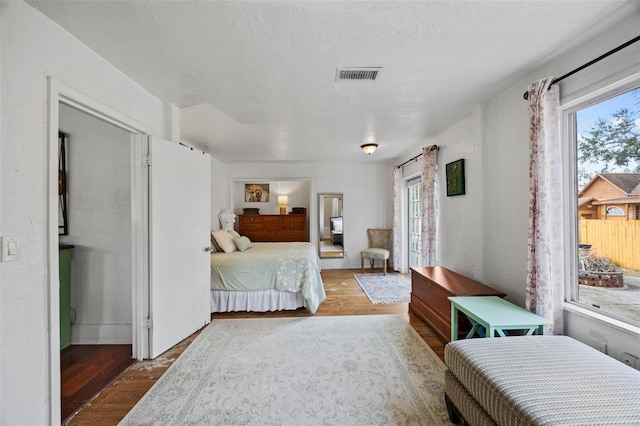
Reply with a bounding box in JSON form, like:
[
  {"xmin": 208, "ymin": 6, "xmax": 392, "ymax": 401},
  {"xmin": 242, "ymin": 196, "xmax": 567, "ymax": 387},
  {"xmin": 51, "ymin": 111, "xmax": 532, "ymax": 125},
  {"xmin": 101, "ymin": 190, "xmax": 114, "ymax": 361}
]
[{"xmin": 210, "ymin": 289, "xmax": 305, "ymax": 313}]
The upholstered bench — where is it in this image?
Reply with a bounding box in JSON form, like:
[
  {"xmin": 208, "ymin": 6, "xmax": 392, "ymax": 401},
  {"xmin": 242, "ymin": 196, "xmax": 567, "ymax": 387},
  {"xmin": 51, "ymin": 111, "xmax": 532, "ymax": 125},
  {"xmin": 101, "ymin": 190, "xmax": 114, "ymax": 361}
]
[{"xmin": 444, "ymin": 335, "xmax": 640, "ymax": 425}]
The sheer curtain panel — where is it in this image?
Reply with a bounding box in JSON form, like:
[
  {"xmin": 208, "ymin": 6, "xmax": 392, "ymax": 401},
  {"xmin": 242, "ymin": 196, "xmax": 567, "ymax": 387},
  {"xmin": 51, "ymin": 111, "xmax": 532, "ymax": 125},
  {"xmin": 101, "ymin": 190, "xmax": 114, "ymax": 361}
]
[
  {"xmin": 421, "ymin": 146, "xmax": 438, "ymax": 267},
  {"xmin": 526, "ymin": 78, "xmax": 564, "ymax": 335},
  {"xmin": 392, "ymin": 167, "xmax": 403, "ymax": 272}
]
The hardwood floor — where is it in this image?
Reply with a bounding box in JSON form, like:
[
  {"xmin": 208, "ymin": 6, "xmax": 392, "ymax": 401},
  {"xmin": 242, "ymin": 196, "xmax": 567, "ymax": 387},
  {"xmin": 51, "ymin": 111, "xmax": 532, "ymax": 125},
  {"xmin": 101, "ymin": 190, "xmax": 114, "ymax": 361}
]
[
  {"xmin": 64, "ymin": 269, "xmax": 446, "ymax": 425},
  {"xmin": 61, "ymin": 345, "xmax": 134, "ymax": 421}
]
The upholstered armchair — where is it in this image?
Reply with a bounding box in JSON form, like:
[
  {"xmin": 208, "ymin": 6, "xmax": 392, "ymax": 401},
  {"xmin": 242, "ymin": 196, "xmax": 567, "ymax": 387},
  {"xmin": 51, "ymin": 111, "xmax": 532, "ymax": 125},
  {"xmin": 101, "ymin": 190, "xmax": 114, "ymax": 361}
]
[{"xmin": 361, "ymin": 229, "xmax": 392, "ymax": 275}]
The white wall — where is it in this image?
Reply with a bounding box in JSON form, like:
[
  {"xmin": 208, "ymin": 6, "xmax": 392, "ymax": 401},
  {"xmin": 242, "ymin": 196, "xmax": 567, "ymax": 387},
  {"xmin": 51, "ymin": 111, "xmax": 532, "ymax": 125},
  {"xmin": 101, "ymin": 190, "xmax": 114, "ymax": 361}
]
[
  {"xmin": 1, "ymin": 2, "xmax": 166, "ymax": 423},
  {"xmin": 435, "ymin": 108, "xmax": 486, "ymax": 280},
  {"xmin": 396, "ymin": 10, "xmax": 640, "ymax": 361},
  {"xmin": 231, "ymin": 179, "xmax": 310, "ymax": 217},
  {"xmin": 210, "ymin": 155, "xmax": 227, "ymax": 229},
  {"xmin": 216, "ymin": 161, "xmax": 392, "ymax": 269},
  {"xmin": 59, "ymin": 104, "xmax": 132, "ymax": 344}
]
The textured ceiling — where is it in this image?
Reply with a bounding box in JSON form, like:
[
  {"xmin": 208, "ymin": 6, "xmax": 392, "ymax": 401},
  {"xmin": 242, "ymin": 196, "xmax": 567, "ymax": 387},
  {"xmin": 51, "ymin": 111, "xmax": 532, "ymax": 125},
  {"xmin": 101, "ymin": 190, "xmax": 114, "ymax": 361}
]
[{"xmin": 27, "ymin": 0, "xmax": 639, "ymax": 164}]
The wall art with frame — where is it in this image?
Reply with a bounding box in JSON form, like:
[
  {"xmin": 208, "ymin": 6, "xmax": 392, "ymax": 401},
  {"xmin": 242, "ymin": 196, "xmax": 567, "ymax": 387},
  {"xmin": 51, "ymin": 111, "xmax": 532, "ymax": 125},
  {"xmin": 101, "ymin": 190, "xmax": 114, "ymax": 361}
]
[
  {"xmin": 244, "ymin": 183, "xmax": 270, "ymax": 202},
  {"xmin": 445, "ymin": 158, "xmax": 465, "ymax": 196},
  {"xmin": 59, "ymin": 131, "xmax": 69, "ymax": 235}
]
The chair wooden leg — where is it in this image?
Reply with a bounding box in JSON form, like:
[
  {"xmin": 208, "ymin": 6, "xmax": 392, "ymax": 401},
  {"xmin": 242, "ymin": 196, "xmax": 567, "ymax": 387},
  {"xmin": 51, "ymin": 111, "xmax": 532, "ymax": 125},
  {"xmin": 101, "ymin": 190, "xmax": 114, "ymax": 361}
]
[
  {"xmin": 383, "ymin": 259, "xmax": 387, "ymax": 275},
  {"xmin": 361, "ymin": 257, "xmax": 364, "ymax": 274}
]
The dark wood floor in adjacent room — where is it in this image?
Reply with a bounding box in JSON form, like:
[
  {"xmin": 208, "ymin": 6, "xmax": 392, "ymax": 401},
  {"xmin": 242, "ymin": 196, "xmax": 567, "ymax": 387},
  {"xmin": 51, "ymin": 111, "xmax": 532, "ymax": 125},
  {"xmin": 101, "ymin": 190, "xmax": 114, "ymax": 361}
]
[
  {"xmin": 63, "ymin": 268, "xmax": 447, "ymax": 425},
  {"xmin": 61, "ymin": 344, "xmax": 134, "ymax": 421}
]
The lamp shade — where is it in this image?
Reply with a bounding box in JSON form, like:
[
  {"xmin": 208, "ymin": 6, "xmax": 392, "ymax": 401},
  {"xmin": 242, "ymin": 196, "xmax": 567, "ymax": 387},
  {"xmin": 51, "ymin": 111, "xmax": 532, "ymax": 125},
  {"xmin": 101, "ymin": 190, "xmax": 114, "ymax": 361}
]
[
  {"xmin": 277, "ymin": 195, "xmax": 288, "ymax": 205},
  {"xmin": 361, "ymin": 143, "xmax": 378, "ymax": 155}
]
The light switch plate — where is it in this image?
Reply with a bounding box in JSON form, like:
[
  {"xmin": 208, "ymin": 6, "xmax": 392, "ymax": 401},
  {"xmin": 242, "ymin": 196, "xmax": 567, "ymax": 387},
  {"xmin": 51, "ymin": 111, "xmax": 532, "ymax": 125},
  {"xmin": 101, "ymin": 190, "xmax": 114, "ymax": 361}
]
[{"xmin": 2, "ymin": 236, "xmax": 21, "ymax": 262}]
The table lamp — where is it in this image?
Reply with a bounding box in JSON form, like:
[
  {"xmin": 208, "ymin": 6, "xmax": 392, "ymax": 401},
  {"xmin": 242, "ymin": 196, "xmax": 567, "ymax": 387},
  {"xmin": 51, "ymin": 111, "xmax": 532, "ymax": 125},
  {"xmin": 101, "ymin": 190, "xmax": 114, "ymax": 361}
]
[{"xmin": 278, "ymin": 195, "xmax": 288, "ymax": 215}]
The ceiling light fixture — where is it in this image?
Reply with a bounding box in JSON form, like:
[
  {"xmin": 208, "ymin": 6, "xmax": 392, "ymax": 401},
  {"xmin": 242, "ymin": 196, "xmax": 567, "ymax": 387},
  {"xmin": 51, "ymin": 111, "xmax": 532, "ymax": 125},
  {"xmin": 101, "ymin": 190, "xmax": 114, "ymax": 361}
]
[{"xmin": 361, "ymin": 143, "xmax": 378, "ymax": 155}]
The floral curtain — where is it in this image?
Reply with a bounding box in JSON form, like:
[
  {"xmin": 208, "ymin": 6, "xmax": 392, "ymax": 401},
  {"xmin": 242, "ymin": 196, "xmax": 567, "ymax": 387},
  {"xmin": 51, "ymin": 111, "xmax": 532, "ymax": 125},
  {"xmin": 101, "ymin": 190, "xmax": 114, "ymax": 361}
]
[
  {"xmin": 392, "ymin": 166, "xmax": 403, "ymax": 272},
  {"xmin": 526, "ymin": 78, "xmax": 564, "ymax": 335},
  {"xmin": 421, "ymin": 146, "xmax": 438, "ymax": 267}
]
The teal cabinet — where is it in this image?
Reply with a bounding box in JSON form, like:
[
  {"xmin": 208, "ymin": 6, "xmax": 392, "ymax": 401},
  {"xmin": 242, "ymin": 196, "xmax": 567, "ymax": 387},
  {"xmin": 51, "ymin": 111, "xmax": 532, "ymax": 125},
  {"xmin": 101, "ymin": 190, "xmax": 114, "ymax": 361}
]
[{"xmin": 59, "ymin": 245, "xmax": 74, "ymax": 350}]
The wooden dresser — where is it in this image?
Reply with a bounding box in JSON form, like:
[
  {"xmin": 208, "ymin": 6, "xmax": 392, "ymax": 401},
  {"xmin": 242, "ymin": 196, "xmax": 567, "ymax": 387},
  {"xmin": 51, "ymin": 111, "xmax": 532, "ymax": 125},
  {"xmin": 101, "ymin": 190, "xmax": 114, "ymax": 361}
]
[
  {"xmin": 237, "ymin": 214, "xmax": 306, "ymax": 242},
  {"xmin": 409, "ymin": 267, "xmax": 506, "ymax": 342}
]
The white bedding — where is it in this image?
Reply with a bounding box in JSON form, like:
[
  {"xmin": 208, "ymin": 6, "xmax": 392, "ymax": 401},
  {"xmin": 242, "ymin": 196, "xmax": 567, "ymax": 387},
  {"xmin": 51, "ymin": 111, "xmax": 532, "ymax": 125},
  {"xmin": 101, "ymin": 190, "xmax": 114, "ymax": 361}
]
[{"xmin": 210, "ymin": 242, "xmax": 326, "ymax": 313}]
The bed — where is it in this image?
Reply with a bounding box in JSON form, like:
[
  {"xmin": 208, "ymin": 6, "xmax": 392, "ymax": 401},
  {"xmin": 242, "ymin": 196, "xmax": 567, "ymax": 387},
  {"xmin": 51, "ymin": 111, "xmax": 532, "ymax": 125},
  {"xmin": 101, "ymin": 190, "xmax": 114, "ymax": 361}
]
[
  {"xmin": 330, "ymin": 216, "xmax": 343, "ymax": 246},
  {"xmin": 210, "ymin": 240, "xmax": 326, "ymax": 313}
]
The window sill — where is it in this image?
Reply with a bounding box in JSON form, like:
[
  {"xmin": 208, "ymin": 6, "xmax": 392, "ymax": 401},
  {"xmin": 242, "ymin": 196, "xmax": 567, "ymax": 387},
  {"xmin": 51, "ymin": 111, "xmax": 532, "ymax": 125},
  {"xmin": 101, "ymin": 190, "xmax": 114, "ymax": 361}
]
[{"xmin": 564, "ymin": 302, "xmax": 640, "ymax": 336}]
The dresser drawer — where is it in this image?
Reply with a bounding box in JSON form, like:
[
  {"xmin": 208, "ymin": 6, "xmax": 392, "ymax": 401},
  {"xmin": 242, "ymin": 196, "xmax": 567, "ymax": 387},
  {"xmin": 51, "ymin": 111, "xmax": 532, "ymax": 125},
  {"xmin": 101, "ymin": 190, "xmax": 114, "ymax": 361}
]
[
  {"xmin": 240, "ymin": 215, "xmax": 261, "ymax": 224},
  {"xmin": 282, "ymin": 215, "xmax": 305, "ymax": 225},
  {"xmin": 241, "ymin": 221, "xmax": 264, "ymax": 231},
  {"xmin": 264, "ymin": 216, "xmax": 281, "ymax": 227},
  {"xmin": 282, "ymin": 221, "xmax": 304, "ymax": 230},
  {"xmin": 244, "ymin": 230, "xmax": 273, "ymax": 241},
  {"xmin": 280, "ymin": 230, "xmax": 306, "ymax": 241}
]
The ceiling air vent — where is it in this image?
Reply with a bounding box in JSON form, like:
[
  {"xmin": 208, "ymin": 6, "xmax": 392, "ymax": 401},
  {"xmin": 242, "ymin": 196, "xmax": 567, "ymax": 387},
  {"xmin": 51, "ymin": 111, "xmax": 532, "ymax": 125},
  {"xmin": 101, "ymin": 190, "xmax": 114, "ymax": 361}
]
[{"xmin": 336, "ymin": 67, "xmax": 383, "ymax": 81}]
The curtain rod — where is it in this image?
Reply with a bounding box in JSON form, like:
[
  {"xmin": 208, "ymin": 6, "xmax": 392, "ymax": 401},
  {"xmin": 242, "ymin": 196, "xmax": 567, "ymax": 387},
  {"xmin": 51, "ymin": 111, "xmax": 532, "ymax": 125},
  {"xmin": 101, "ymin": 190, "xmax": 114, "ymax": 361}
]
[
  {"xmin": 395, "ymin": 145, "xmax": 438, "ymax": 169},
  {"xmin": 523, "ymin": 34, "xmax": 640, "ymax": 100}
]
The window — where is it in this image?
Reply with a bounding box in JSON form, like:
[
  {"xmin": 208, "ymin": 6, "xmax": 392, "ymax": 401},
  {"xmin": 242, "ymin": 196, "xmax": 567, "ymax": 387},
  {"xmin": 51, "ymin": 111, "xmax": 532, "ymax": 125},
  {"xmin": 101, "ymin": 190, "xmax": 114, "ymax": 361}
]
[
  {"xmin": 606, "ymin": 206, "xmax": 625, "ymax": 216},
  {"xmin": 570, "ymin": 85, "xmax": 640, "ymax": 326}
]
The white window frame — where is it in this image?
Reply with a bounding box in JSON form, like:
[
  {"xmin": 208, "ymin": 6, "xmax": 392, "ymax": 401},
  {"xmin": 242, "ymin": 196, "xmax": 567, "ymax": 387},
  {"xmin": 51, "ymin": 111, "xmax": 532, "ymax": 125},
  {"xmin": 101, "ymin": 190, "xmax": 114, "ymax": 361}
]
[{"xmin": 561, "ymin": 72, "xmax": 640, "ymax": 333}]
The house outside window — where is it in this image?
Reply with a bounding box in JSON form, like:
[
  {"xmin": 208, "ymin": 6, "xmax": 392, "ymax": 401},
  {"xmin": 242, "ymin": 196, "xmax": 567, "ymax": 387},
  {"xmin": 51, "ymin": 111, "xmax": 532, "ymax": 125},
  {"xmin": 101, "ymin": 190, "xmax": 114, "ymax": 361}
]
[{"xmin": 568, "ymin": 85, "xmax": 640, "ymax": 326}]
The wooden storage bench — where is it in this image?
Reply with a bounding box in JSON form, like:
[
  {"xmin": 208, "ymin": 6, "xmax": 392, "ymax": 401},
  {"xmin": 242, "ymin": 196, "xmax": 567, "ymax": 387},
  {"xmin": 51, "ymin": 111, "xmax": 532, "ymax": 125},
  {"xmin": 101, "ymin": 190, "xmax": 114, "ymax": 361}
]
[{"xmin": 409, "ymin": 267, "xmax": 505, "ymax": 342}]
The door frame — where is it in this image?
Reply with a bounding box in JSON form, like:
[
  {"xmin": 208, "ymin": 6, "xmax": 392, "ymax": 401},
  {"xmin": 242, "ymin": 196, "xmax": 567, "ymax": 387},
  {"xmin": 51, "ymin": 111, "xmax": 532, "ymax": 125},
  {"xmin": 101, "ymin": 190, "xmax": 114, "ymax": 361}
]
[{"xmin": 46, "ymin": 77, "xmax": 151, "ymax": 423}]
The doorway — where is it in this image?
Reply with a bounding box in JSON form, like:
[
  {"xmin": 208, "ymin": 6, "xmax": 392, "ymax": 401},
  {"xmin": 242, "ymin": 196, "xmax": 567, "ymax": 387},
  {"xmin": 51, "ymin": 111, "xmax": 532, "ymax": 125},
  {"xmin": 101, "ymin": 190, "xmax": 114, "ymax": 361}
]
[
  {"xmin": 47, "ymin": 78, "xmax": 150, "ymax": 423},
  {"xmin": 58, "ymin": 103, "xmax": 136, "ymax": 420}
]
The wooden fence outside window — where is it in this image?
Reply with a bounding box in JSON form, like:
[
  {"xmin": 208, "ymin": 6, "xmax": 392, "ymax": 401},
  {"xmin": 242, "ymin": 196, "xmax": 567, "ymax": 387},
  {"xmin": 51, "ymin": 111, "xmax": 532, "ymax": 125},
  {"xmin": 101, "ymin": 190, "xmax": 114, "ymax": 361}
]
[{"xmin": 579, "ymin": 219, "xmax": 640, "ymax": 271}]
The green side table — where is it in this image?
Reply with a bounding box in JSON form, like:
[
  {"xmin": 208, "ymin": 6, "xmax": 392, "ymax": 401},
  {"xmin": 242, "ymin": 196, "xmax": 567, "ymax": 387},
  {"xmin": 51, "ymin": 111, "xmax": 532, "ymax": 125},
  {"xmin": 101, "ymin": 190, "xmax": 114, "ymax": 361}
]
[
  {"xmin": 448, "ymin": 296, "xmax": 549, "ymax": 341},
  {"xmin": 59, "ymin": 245, "xmax": 74, "ymax": 350}
]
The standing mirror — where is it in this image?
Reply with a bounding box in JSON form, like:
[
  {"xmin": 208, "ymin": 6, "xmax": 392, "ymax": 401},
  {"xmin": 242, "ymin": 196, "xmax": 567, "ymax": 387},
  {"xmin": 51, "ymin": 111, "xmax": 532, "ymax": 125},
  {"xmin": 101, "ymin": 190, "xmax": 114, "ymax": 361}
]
[{"xmin": 318, "ymin": 193, "xmax": 344, "ymax": 258}]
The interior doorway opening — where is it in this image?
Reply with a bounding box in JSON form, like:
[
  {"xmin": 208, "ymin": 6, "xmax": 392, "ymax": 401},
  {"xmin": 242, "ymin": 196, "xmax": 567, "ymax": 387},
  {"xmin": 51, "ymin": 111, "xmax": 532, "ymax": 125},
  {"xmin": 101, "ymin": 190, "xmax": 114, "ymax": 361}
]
[
  {"xmin": 47, "ymin": 77, "xmax": 150, "ymax": 423},
  {"xmin": 58, "ymin": 103, "xmax": 137, "ymax": 421}
]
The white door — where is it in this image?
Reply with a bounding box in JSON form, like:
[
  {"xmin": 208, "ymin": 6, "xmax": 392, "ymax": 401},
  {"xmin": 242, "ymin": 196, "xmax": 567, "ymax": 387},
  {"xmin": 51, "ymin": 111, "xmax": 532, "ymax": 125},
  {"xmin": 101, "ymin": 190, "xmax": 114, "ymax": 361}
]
[
  {"xmin": 407, "ymin": 177, "xmax": 422, "ymax": 269},
  {"xmin": 148, "ymin": 136, "xmax": 211, "ymax": 358}
]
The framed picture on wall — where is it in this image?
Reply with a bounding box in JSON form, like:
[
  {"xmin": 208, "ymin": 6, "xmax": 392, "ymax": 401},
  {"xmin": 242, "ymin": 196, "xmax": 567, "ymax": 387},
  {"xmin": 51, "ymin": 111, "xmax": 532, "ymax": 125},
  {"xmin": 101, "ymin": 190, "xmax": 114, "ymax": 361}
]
[
  {"xmin": 59, "ymin": 131, "xmax": 69, "ymax": 235},
  {"xmin": 245, "ymin": 183, "xmax": 270, "ymax": 202},
  {"xmin": 445, "ymin": 159, "xmax": 465, "ymax": 196}
]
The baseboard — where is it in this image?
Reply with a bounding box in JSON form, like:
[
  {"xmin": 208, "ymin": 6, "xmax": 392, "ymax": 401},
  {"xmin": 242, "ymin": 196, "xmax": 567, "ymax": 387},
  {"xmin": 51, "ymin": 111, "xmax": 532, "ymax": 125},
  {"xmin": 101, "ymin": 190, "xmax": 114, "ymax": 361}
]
[{"xmin": 71, "ymin": 323, "xmax": 132, "ymax": 344}]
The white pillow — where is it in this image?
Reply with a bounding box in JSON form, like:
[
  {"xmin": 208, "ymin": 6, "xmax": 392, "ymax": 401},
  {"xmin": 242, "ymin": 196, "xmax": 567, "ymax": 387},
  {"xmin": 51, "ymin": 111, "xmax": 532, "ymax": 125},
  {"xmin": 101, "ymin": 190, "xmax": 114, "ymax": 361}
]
[
  {"xmin": 212, "ymin": 230, "xmax": 237, "ymax": 253},
  {"xmin": 234, "ymin": 236, "xmax": 252, "ymax": 252},
  {"xmin": 210, "ymin": 231, "xmax": 221, "ymax": 252},
  {"xmin": 228, "ymin": 229, "xmax": 241, "ymax": 238}
]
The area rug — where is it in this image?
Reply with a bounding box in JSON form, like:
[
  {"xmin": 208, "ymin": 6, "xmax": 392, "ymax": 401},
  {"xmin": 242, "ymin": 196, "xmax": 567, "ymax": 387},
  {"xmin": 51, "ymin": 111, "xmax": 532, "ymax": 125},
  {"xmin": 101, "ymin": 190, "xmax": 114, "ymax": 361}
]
[
  {"xmin": 354, "ymin": 273, "xmax": 411, "ymax": 303},
  {"xmin": 119, "ymin": 315, "xmax": 452, "ymax": 425}
]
